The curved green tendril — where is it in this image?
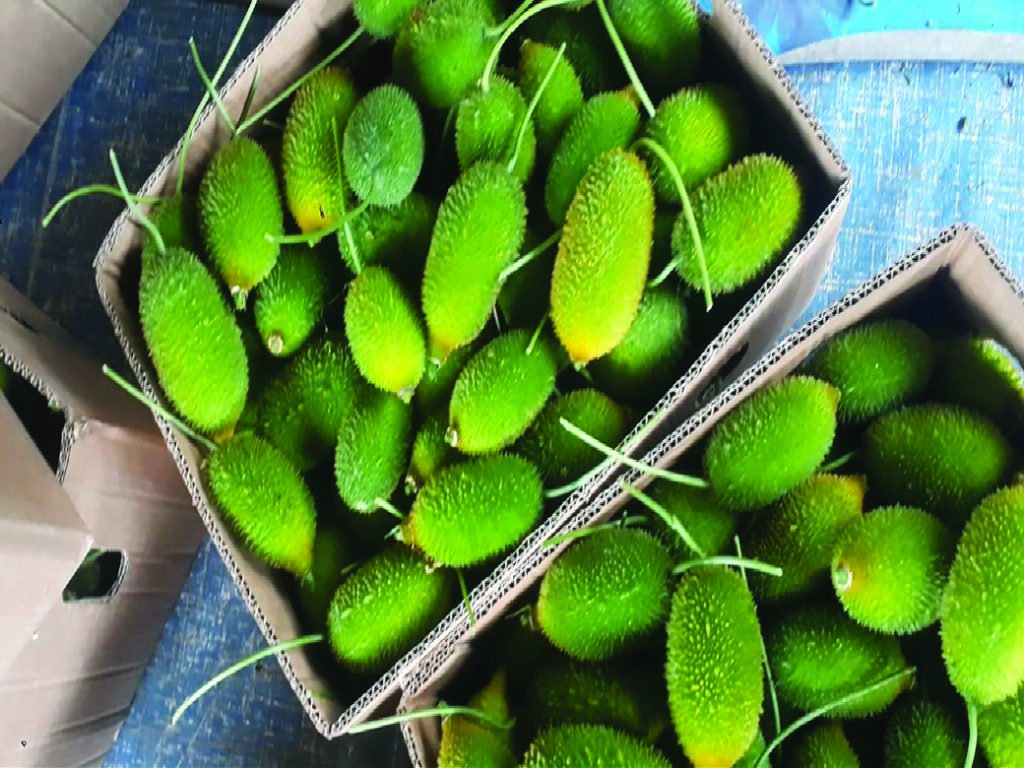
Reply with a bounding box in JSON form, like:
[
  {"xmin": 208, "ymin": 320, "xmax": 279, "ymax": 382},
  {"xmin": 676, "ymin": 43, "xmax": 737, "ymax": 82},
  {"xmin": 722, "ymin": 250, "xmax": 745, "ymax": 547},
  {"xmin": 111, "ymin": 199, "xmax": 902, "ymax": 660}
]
[
  {"xmin": 374, "ymin": 497, "xmax": 405, "ymax": 521},
  {"xmin": 507, "ymin": 41, "xmax": 566, "ymax": 174},
  {"xmin": 541, "ymin": 514, "xmax": 646, "ymax": 549},
  {"xmin": 623, "ymin": 482, "xmax": 706, "ymax": 557},
  {"xmin": 238, "ymin": 63, "xmax": 263, "ymax": 125},
  {"xmin": 109, "ymin": 149, "xmax": 167, "ymax": 259},
  {"xmin": 457, "ymin": 569, "xmax": 477, "ymax": 629},
  {"xmin": 594, "ymin": 0, "xmax": 655, "ymax": 117},
  {"xmin": 736, "ymin": 536, "xmax": 782, "ymax": 742},
  {"xmin": 482, "ymin": 0, "xmax": 578, "ymax": 92},
  {"xmin": 499, "ymin": 229, "xmax": 562, "ymax": 284},
  {"xmin": 188, "ymin": 38, "xmax": 238, "ymax": 136},
  {"xmin": 347, "ymin": 704, "xmax": 515, "ymax": 734},
  {"xmin": 42, "ymin": 186, "xmax": 162, "ymax": 229},
  {"xmin": 672, "ymin": 555, "xmax": 782, "ymax": 578},
  {"xmin": 820, "ymin": 450, "xmax": 857, "ymax": 474},
  {"xmin": 965, "ymin": 700, "xmax": 978, "ymax": 768}
]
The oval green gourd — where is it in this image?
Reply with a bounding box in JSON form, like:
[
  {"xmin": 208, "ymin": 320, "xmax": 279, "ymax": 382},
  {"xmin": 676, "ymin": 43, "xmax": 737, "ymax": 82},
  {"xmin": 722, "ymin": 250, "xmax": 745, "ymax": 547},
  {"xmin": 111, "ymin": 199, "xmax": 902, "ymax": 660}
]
[
  {"xmin": 439, "ymin": 669, "xmax": 515, "ymax": 768},
  {"xmin": 517, "ymin": 40, "xmax": 584, "ymax": 158},
  {"xmin": 524, "ymin": 5, "xmax": 620, "ymax": 96},
  {"xmin": 789, "ymin": 723, "xmax": 860, "ymax": 768},
  {"xmin": 646, "ymin": 481, "xmax": 739, "ymax": 559},
  {"xmin": 979, "ymin": 685, "xmax": 1024, "ymax": 768},
  {"xmin": 142, "ymin": 194, "xmax": 199, "ymax": 271},
  {"xmin": 414, "ymin": 344, "xmax": 474, "ymax": 419},
  {"xmin": 406, "ymin": 412, "xmax": 454, "ymax": 493},
  {"xmin": 935, "ymin": 336, "xmax": 1024, "ymax": 430},
  {"xmin": 605, "ymin": 0, "xmax": 700, "ymax": 91},
  {"xmin": 884, "ymin": 697, "xmax": 965, "ymax": 768},
  {"xmin": 339, "ymin": 192, "xmax": 436, "ymax": 277},
  {"xmin": 521, "ymin": 724, "xmax": 671, "ymax": 768},
  {"xmin": 297, "ymin": 522, "xmax": 354, "ymax": 631},
  {"xmin": 253, "ymin": 245, "xmax": 336, "ymax": 357},
  {"xmin": 334, "ymin": 389, "xmax": 412, "ymax": 511},
  {"xmin": 455, "ymin": 77, "xmax": 535, "ymax": 182},
  {"xmin": 354, "ymin": 0, "xmax": 423, "ymax": 38}
]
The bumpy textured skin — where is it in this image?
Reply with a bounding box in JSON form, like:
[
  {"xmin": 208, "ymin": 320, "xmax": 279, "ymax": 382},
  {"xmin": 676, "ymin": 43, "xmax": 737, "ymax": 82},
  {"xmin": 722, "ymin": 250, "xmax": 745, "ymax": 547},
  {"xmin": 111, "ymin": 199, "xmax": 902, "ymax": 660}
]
[
  {"xmin": 787, "ymin": 723, "xmax": 861, "ymax": 768},
  {"xmin": 206, "ymin": 433, "xmax": 316, "ymax": 577},
  {"xmin": 644, "ymin": 85, "xmax": 747, "ymax": 203},
  {"xmin": 606, "ymin": 0, "xmax": 700, "ymax": 91},
  {"xmin": 343, "ymin": 84, "xmax": 424, "ymax": 207},
  {"xmin": 942, "ymin": 485, "xmax": 1024, "ymax": 705},
  {"xmin": 281, "ymin": 67, "xmax": 358, "ymax": 233},
  {"xmin": 832, "ymin": 505, "xmax": 953, "ymax": 634},
  {"xmin": 407, "ymin": 412, "xmax": 454, "ymax": 492},
  {"xmin": 253, "ymin": 245, "xmax": 335, "ymax": 357},
  {"xmin": 516, "ymin": 389, "xmax": 628, "ymax": 485},
  {"xmin": 455, "ymin": 76, "xmax": 535, "ymax": 182},
  {"xmin": 766, "ymin": 603, "xmax": 910, "ymax": 718},
  {"xmin": 521, "ymin": 724, "xmax": 671, "ymax": 768},
  {"xmin": 439, "ymin": 670, "xmax": 515, "ymax": 768},
  {"xmin": 524, "ymin": 6, "xmax": 620, "ymax": 96},
  {"xmin": 327, "ymin": 545, "xmax": 452, "ymax": 672},
  {"xmin": 345, "ymin": 266, "xmax": 426, "ymax": 398},
  {"xmin": 647, "ymin": 481, "xmax": 738, "ymax": 559},
  {"xmin": 864, "ymin": 404, "xmax": 1014, "ymax": 525},
  {"xmin": 199, "ymin": 137, "xmax": 283, "ymax": 296},
  {"xmin": 544, "ymin": 92, "xmax": 640, "ymax": 225},
  {"xmin": 884, "ymin": 697, "xmax": 965, "ymax": 768},
  {"xmin": 672, "ymin": 154, "xmax": 802, "ymax": 295},
  {"xmin": 935, "ymin": 337, "xmax": 1024, "ymax": 430},
  {"xmin": 339, "ymin": 192, "xmax": 436, "ymax": 277},
  {"xmin": 705, "ymin": 376, "xmax": 839, "ymax": 511},
  {"xmin": 980, "ymin": 685, "xmax": 1024, "ymax": 767},
  {"xmin": 537, "ymin": 529, "xmax": 670, "ymax": 661},
  {"xmin": 448, "ymin": 330, "xmax": 558, "ymax": 454},
  {"xmin": 551, "ymin": 149, "xmax": 654, "ymax": 364},
  {"xmin": 807, "ymin": 320, "xmax": 936, "ymax": 422},
  {"xmin": 334, "ymin": 389, "xmax": 412, "ymax": 511},
  {"xmin": 745, "ymin": 474, "xmax": 865, "ymax": 602},
  {"xmin": 297, "ymin": 523, "xmax": 353, "ymax": 632},
  {"xmin": 403, "ymin": 454, "xmax": 542, "ymax": 566},
  {"xmin": 589, "ymin": 285, "xmax": 689, "ymax": 406},
  {"xmin": 666, "ymin": 567, "xmax": 762, "ymax": 767},
  {"xmin": 421, "ymin": 162, "xmax": 526, "ymax": 359},
  {"xmin": 139, "ymin": 247, "xmax": 248, "ymax": 436},
  {"xmin": 517, "ymin": 40, "xmax": 585, "ymax": 158},
  {"xmin": 414, "ymin": 344, "xmax": 473, "ymax": 419},
  {"xmin": 354, "ymin": 0, "xmax": 423, "ymax": 37},
  {"xmin": 142, "ymin": 194, "xmax": 200, "ymax": 271}
]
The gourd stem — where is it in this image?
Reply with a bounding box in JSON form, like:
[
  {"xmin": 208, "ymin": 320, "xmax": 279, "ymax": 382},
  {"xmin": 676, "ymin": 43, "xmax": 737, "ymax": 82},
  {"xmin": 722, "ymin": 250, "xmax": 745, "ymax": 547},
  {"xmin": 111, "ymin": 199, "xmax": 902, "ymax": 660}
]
[
  {"xmin": 526, "ymin": 314, "xmax": 548, "ymax": 356},
  {"xmin": 672, "ymin": 555, "xmax": 782, "ymax": 578},
  {"xmin": 736, "ymin": 536, "xmax": 782, "ymax": 742},
  {"xmin": 43, "ymin": 186, "xmax": 162, "ymax": 229},
  {"xmin": 507, "ymin": 42, "xmax": 566, "ymax": 174},
  {"xmin": 266, "ymin": 200, "xmax": 370, "ymax": 247},
  {"xmin": 457, "ymin": 570, "xmax": 477, "ymax": 629},
  {"xmin": 189, "ymin": 38, "xmax": 238, "ymax": 136},
  {"xmin": 594, "ymin": 0, "xmax": 655, "ymax": 117},
  {"xmin": 623, "ymin": 482, "xmax": 706, "ymax": 557},
  {"xmin": 109, "ymin": 150, "xmax": 167, "ymax": 259},
  {"xmin": 821, "ymin": 450, "xmax": 857, "ymax": 473},
  {"xmin": 374, "ymin": 497, "xmax": 405, "ymax": 520},
  {"xmin": 347, "ymin": 704, "xmax": 514, "ymax": 734},
  {"xmin": 965, "ymin": 700, "xmax": 978, "ymax": 768},
  {"xmin": 333, "ymin": 117, "xmax": 362, "ymax": 273},
  {"xmin": 541, "ymin": 515, "xmax": 645, "ymax": 549},
  {"xmin": 494, "ymin": 0, "xmax": 537, "ymax": 36},
  {"xmin": 238, "ymin": 63, "xmax": 263, "ymax": 125},
  {"xmin": 499, "ymin": 230, "xmax": 562, "ymax": 283},
  {"xmin": 482, "ymin": 0, "xmax": 578, "ymax": 92}
]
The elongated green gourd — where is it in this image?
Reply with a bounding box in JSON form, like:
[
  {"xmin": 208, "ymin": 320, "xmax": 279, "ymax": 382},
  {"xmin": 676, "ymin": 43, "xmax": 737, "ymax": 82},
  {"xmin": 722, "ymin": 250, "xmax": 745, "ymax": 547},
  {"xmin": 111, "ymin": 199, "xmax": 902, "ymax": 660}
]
[
  {"xmin": 647, "ymin": 481, "xmax": 739, "ymax": 559},
  {"xmin": 253, "ymin": 245, "xmax": 336, "ymax": 357},
  {"xmin": 672, "ymin": 154, "xmax": 802, "ymax": 295},
  {"xmin": 789, "ymin": 723, "xmax": 861, "ymax": 768},
  {"xmin": 335, "ymin": 389, "xmax": 412, "ymax": 511},
  {"xmin": 407, "ymin": 412, "xmax": 454, "ymax": 493},
  {"xmin": 979, "ymin": 686, "xmax": 1024, "ymax": 768},
  {"xmin": 327, "ymin": 544, "xmax": 453, "ymax": 672},
  {"xmin": 456, "ymin": 77, "xmax": 535, "ymax": 182},
  {"xmin": 551, "ymin": 149, "xmax": 654, "ymax": 365},
  {"xmin": 142, "ymin": 194, "xmax": 200, "ymax": 270},
  {"xmin": 402, "ymin": 454, "xmax": 542, "ymax": 566},
  {"xmin": 414, "ymin": 344, "xmax": 473, "ymax": 419},
  {"xmin": 297, "ymin": 522, "xmax": 353, "ymax": 631},
  {"xmin": 605, "ymin": 0, "xmax": 700, "ymax": 92},
  {"xmin": 339, "ymin": 192, "xmax": 436, "ymax": 278},
  {"xmin": 524, "ymin": 6, "xmax": 621, "ymax": 95},
  {"xmin": 521, "ymin": 724, "xmax": 671, "ymax": 768},
  {"xmin": 139, "ymin": 247, "xmax": 248, "ymax": 437},
  {"xmin": 884, "ymin": 697, "xmax": 965, "ymax": 768},
  {"xmin": 354, "ymin": 0, "xmax": 423, "ymax": 38},
  {"xmin": 517, "ymin": 40, "xmax": 584, "ymax": 158},
  {"xmin": 935, "ymin": 337, "xmax": 1024, "ymax": 430},
  {"xmin": 705, "ymin": 376, "xmax": 840, "ymax": 511},
  {"xmin": 206, "ymin": 433, "xmax": 316, "ymax": 577},
  {"xmin": 439, "ymin": 669, "xmax": 515, "ymax": 768}
]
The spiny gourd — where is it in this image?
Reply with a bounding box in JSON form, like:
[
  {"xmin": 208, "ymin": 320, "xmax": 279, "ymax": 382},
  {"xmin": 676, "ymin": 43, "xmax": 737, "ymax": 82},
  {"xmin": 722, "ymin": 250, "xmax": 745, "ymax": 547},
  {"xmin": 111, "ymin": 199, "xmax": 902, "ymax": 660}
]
[
  {"xmin": 401, "ymin": 454, "xmax": 542, "ymax": 567},
  {"xmin": 979, "ymin": 685, "xmax": 1024, "ymax": 768},
  {"xmin": 864, "ymin": 403, "xmax": 1014, "ymax": 525},
  {"xmin": 447, "ymin": 330, "xmax": 558, "ymax": 454},
  {"xmin": 806, "ymin": 319, "xmax": 936, "ymax": 422},
  {"xmin": 536, "ymin": 528, "xmax": 670, "ymax": 661},
  {"xmin": 516, "ymin": 388, "xmax": 628, "ymax": 486},
  {"xmin": 643, "ymin": 85, "xmax": 748, "ymax": 204},
  {"xmin": 605, "ymin": 0, "xmax": 700, "ymax": 92},
  {"xmin": 883, "ymin": 696, "xmax": 965, "ymax": 768},
  {"xmin": 327, "ymin": 544, "xmax": 453, "ymax": 672},
  {"xmin": 198, "ymin": 136, "xmax": 283, "ymax": 305},
  {"xmin": 935, "ymin": 336, "xmax": 1024, "ymax": 429},
  {"xmin": 704, "ymin": 375, "xmax": 840, "ymax": 511},
  {"xmin": 942, "ymin": 485, "xmax": 1024, "ymax": 705},
  {"xmin": 544, "ymin": 91, "xmax": 641, "ymax": 226},
  {"xmin": 672, "ymin": 154, "xmax": 802, "ymax": 295},
  {"xmin": 253, "ymin": 245, "xmax": 336, "ymax": 357},
  {"xmin": 281, "ymin": 67, "xmax": 358, "ymax": 233},
  {"xmin": 297, "ymin": 523, "xmax": 353, "ymax": 631},
  {"xmin": 344, "ymin": 265, "xmax": 426, "ymax": 399},
  {"xmin": 517, "ymin": 40, "xmax": 584, "ymax": 158},
  {"xmin": 523, "ymin": 5, "xmax": 620, "ymax": 96},
  {"xmin": 831, "ymin": 505, "xmax": 954, "ymax": 635},
  {"xmin": 139, "ymin": 247, "xmax": 248, "ymax": 437},
  {"xmin": 550, "ymin": 149, "xmax": 654, "ymax": 365},
  {"xmin": 589, "ymin": 285, "xmax": 688, "ymax": 406},
  {"xmin": 520, "ymin": 724, "xmax": 671, "ymax": 768},
  {"xmin": 354, "ymin": 0, "xmax": 423, "ymax": 38},
  {"xmin": 455, "ymin": 77, "xmax": 535, "ymax": 182},
  {"xmin": 788, "ymin": 722, "xmax": 861, "ymax": 768},
  {"xmin": 343, "ymin": 84, "xmax": 424, "ymax": 207},
  {"xmin": 665, "ymin": 567, "xmax": 763, "ymax": 768},
  {"xmin": 338, "ymin": 192, "xmax": 436, "ymax": 277},
  {"xmin": 406, "ymin": 412, "xmax": 453, "ymax": 493},
  {"xmin": 206, "ymin": 433, "xmax": 316, "ymax": 578},
  {"xmin": 438, "ymin": 669, "xmax": 515, "ymax": 768},
  {"xmin": 744, "ymin": 473, "xmax": 865, "ymax": 602},
  {"xmin": 646, "ymin": 481, "xmax": 739, "ymax": 559},
  {"xmin": 334, "ymin": 389, "xmax": 412, "ymax": 511},
  {"xmin": 421, "ymin": 162, "xmax": 526, "ymax": 361},
  {"xmin": 142, "ymin": 194, "xmax": 199, "ymax": 270},
  {"xmin": 414, "ymin": 344, "xmax": 473, "ymax": 419},
  {"xmin": 766, "ymin": 602, "xmax": 911, "ymax": 718}
]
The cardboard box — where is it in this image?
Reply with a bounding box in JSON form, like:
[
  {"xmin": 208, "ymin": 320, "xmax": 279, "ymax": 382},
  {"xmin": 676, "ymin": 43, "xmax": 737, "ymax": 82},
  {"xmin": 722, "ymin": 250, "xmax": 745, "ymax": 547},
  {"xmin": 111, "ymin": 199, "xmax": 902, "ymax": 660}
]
[
  {"xmin": 0, "ymin": 279, "xmax": 204, "ymax": 767},
  {"xmin": 92, "ymin": 0, "xmax": 849, "ymax": 736},
  {"xmin": 398, "ymin": 223, "xmax": 1024, "ymax": 766}
]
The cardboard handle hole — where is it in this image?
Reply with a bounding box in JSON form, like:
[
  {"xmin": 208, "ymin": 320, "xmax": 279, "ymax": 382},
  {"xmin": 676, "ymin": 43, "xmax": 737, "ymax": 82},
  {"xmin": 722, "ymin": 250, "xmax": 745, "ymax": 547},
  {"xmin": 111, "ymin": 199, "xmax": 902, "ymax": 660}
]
[
  {"xmin": 62, "ymin": 549, "xmax": 126, "ymax": 602},
  {"xmin": 0, "ymin": 306, "xmax": 40, "ymax": 335}
]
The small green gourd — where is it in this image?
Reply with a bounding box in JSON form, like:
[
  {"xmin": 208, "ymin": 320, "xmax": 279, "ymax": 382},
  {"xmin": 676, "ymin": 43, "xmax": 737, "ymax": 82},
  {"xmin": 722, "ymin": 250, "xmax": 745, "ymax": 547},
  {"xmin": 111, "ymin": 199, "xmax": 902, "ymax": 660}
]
[
  {"xmin": 788, "ymin": 723, "xmax": 861, "ymax": 768},
  {"xmin": 521, "ymin": 724, "xmax": 671, "ymax": 768},
  {"xmin": 605, "ymin": 0, "xmax": 701, "ymax": 92},
  {"xmin": 354, "ymin": 0, "xmax": 424, "ymax": 38},
  {"xmin": 406, "ymin": 412, "xmax": 454, "ymax": 493},
  {"xmin": 438, "ymin": 669, "xmax": 515, "ymax": 768},
  {"xmin": 935, "ymin": 336, "xmax": 1024, "ymax": 430},
  {"xmin": 334, "ymin": 389, "xmax": 412, "ymax": 512},
  {"xmin": 646, "ymin": 481, "xmax": 739, "ymax": 559},
  {"xmin": 455, "ymin": 76, "xmax": 535, "ymax": 182},
  {"xmin": 297, "ymin": 523, "xmax": 354, "ymax": 631},
  {"xmin": 979, "ymin": 685, "xmax": 1024, "ymax": 768},
  {"xmin": 884, "ymin": 696, "xmax": 966, "ymax": 768},
  {"xmin": 253, "ymin": 245, "xmax": 336, "ymax": 357},
  {"xmin": 339, "ymin": 192, "xmax": 437, "ymax": 278},
  {"xmin": 517, "ymin": 39, "xmax": 585, "ymax": 157}
]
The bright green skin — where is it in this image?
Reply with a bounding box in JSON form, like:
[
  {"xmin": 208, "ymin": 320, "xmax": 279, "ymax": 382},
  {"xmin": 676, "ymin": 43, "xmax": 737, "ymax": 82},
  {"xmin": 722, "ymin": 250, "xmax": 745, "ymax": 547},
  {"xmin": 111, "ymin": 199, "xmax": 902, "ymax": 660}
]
[
  {"xmin": 589, "ymin": 285, "xmax": 688, "ymax": 406},
  {"xmin": 521, "ymin": 725, "xmax": 671, "ymax": 768},
  {"xmin": 334, "ymin": 389, "xmax": 412, "ymax": 511},
  {"xmin": 439, "ymin": 670, "xmax": 515, "ymax": 768},
  {"xmin": 788, "ymin": 723, "xmax": 860, "ymax": 768},
  {"xmin": 524, "ymin": 6, "xmax": 621, "ymax": 95},
  {"xmin": 864, "ymin": 403, "xmax": 1014, "ymax": 525},
  {"xmin": 647, "ymin": 481, "xmax": 739, "ymax": 560},
  {"xmin": 744, "ymin": 474, "xmax": 865, "ymax": 602},
  {"xmin": 421, "ymin": 162, "xmax": 526, "ymax": 360},
  {"xmin": 281, "ymin": 67, "xmax": 358, "ymax": 234},
  {"xmin": 517, "ymin": 39, "xmax": 585, "ymax": 158},
  {"xmin": 327, "ymin": 544, "xmax": 452, "ymax": 672},
  {"xmin": 142, "ymin": 194, "xmax": 199, "ymax": 271},
  {"xmin": 199, "ymin": 137, "xmax": 283, "ymax": 299},
  {"xmin": 942, "ymin": 485, "xmax": 1024, "ymax": 705},
  {"xmin": 339, "ymin": 192, "xmax": 436, "ymax": 278},
  {"xmin": 206, "ymin": 433, "xmax": 316, "ymax": 577},
  {"xmin": 545, "ymin": 92, "xmax": 640, "ymax": 225},
  {"xmin": 672, "ymin": 154, "xmax": 802, "ymax": 295},
  {"xmin": 354, "ymin": 0, "xmax": 423, "ymax": 37},
  {"xmin": 139, "ymin": 247, "xmax": 248, "ymax": 436},
  {"xmin": 807, "ymin": 319, "xmax": 936, "ymax": 422},
  {"xmin": 448, "ymin": 330, "xmax": 558, "ymax": 454},
  {"xmin": 297, "ymin": 523, "xmax": 353, "ymax": 632},
  {"xmin": 832, "ymin": 506, "xmax": 953, "ymax": 635},
  {"xmin": 345, "ymin": 266, "xmax": 426, "ymax": 398},
  {"xmin": 455, "ymin": 77, "xmax": 535, "ymax": 182},
  {"xmin": 705, "ymin": 376, "xmax": 839, "ymax": 512},
  {"xmin": 644, "ymin": 85, "xmax": 747, "ymax": 204},
  {"xmin": 766, "ymin": 603, "xmax": 910, "ymax": 718},
  {"xmin": 407, "ymin": 412, "xmax": 453, "ymax": 492},
  {"xmin": 403, "ymin": 454, "xmax": 542, "ymax": 566},
  {"xmin": 606, "ymin": 0, "xmax": 700, "ymax": 92},
  {"xmin": 935, "ymin": 337, "xmax": 1024, "ymax": 429},
  {"xmin": 884, "ymin": 697, "xmax": 965, "ymax": 768},
  {"xmin": 735, "ymin": 731, "xmax": 768, "ymax": 768},
  {"xmin": 343, "ymin": 85, "xmax": 424, "ymax": 207},
  {"xmin": 551, "ymin": 149, "xmax": 654, "ymax": 365},
  {"xmin": 980, "ymin": 685, "xmax": 1024, "ymax": 767},
  {"xmin": 253, "ymin": 245, "xmax": 335, "ymax": 357},
  {"xmin": 516, "ymin": 389, "xmax": 628, "ymax": 486},
  {"xmin": 414, "ymin": 344, "xmax": 473, "ymax": 419},
  {"xmin": 537, "ymin": 529, "xmax": 670, "ymax": 661}
]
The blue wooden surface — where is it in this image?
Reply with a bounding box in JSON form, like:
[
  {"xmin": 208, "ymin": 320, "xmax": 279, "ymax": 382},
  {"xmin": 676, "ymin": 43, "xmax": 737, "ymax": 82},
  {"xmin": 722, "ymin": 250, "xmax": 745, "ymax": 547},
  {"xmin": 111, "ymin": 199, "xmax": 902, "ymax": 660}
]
[{"xmin": 1, "ymin": 1, "xmax": 1023, "ymax": 766}]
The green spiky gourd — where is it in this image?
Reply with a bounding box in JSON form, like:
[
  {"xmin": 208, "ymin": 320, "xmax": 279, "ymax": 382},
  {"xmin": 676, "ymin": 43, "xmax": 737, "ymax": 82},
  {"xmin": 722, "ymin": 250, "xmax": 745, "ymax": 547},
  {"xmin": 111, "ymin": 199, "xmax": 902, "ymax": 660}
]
[
  {"xmin": 517, "ymin": 40, "xmax": 585, "ymax": 158},
  {"xmin": 979, "ymin": 686, "xmax": 1024, "ymax": 768},
  {"xmin": 455, "ymin": 77, "xmax": 535, "ymax": 182},
  {"xmin": 672, "ymin": 154, "xmax": 802, "ymax": 295},
  {"xmin": 421, "ymin": 162, "xmax": 526, "ymax": 360},
  {"xmin": 439, "ymin": 669, "xmax": 515, "ymax": 768},
  {"xmin": 807, "ymin": 319, "xmax": 936, "ymax": 422},
  {"xmin": 406, "ymin": 412, "xmax": 453, "ymax": 493},
  {"xmin": 935, "ymin": 337, "xmax": 1024, "ymax": 430},
  {"xmin": 206, "ymin": 433, "xmax": 316, "ymax": 577},
  {"xmin": 139, "ymin": 247, "xmax": 248, "ymax": 437},
  {"xmin": 521, "ymin": 724, "xmax": 671, "ymax": 768},
  {"xmin": 334, "ymin": 389, "xmax": 411, "ymax": 512},
  {"xmin": 297, "ymin": 523, "xmax": 354, "ymax": 631},
  {"xmin": 253, "ymin": 245, "xmax": 336, "ymax": 357},
  {"xmin": 402, "ymin": 454, "xmax": 542, "ymax": 566},
  {"xmin": 788, "ymin": 723, "xmax": 860, "ymax": 768},
  {"xmin": 705, "ymin": 376, "xmax": 839, "ymax": 511},
  {"xmin": 354, "ymin": 0, "xmax": 423, "ymax": 38},
  {"xmin": 414, "ymin": 345, "xmax": 473, "ymax": 419},
  {"xmin": 524, "ymin": 6, "xmax": 621, "ymax": 95},
  {"xmin": 884, "ymin": 697, "xmax": 965, "ymax": 768},
  {"xmin": 605, "ymin": 0, "xmax": 700, "ymax": 92},
  {"xmin": 339, "ymin": 192, "xmax": 436, "ymax": 277},
  {"xmin": 327, "ymin": 544, "xmax": 452, "ymax": 671},
  {"xmin": 142, "ymin": 194, "xmax": 199, "ymax": 271},
  {"xmin": 537, "ymin": 529, "xmax": 670, "ymax": 661},
  {"xmin": 646, "ymin": 481, "xmax": 739, "ymax": 559}
]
